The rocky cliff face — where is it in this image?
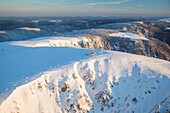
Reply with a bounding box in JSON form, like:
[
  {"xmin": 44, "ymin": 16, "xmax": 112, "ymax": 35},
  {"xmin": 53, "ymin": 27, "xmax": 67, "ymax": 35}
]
[
  {"xmin": 135, "ymin": 39, "xmax": 170, "ymax": 61},
  {"xmin": 68, "ymin": 29, "xmax": 170, "ymax": 61}
]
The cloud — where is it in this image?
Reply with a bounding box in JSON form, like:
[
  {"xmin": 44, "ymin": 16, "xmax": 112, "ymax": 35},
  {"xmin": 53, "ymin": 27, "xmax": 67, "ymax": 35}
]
[
  {"xmin": 137, "ymin": 4, "xmax": 143, "ymax": 7},
  {"xmin": 16, "ymin": 0, "xmax": 130, "ymax": 8},
  {"xmin": 87, "ymin": 0, "xmax": 130, "ymax": 6},
  {"xmin": 22, "ymin": 0, "xmax": 73, "ymax": 7}
]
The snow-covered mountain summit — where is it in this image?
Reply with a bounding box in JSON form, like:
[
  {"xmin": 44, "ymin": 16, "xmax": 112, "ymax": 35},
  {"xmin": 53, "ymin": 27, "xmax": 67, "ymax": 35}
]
[{"xmin": 0, "ymin": 36, "xmax": 170, "ymax": 113}]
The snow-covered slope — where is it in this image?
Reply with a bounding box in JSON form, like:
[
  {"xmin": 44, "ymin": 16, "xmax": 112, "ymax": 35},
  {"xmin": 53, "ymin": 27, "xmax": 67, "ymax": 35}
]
[
  {"xmin": 109, "ymin": 32, "xmax": 148, "ymax": 41},
  {"xmin": 11, "ymin": 36, "xmax": 88, "ymax": 48},
  {"xmin": 0, "ymin": 37, "xmax": 170, "ymax": 113}
]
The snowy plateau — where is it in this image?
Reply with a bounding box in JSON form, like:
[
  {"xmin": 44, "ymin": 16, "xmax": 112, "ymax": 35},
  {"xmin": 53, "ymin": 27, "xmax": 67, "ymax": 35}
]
[{"xmin": 0, "ymin": 35, "xmax": 170, "ymax": 113}]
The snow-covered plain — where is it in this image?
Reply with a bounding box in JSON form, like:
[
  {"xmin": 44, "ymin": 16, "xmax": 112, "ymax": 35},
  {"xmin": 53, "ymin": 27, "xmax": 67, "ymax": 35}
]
[
  {"xmin": 0, "ymin": 36, "xmax": 170, "ymax": 113},
  {"xmin": 109, "ymin": 32, "xmax": 148, "ymax": 41}
]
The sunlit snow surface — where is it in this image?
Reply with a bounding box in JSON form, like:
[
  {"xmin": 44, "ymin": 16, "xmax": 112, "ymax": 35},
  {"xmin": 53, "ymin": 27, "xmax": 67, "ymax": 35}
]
[
  {"xmin": 11, "ymin": 36, "xmax": 88, "ymax": 48},
  {"xmin": 18, "ymin": 27, "xmax": 41, "ymax": 31},
  {"xmin": 109, "ymin": 32, "xmax": 148, "ymax": 41}
]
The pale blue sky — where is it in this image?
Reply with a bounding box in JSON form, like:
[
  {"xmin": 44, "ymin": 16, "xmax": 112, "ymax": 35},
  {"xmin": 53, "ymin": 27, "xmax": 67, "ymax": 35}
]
[{"xmin": 0, "ymin": 0, "xmax": 170, "ymax": 16}]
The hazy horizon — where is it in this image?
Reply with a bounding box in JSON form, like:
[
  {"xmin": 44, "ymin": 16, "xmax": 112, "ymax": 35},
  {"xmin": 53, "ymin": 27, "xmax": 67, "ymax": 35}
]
[{"xmin": 0, "ymin": 0, "xmax": 170, "ymax": 17}]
